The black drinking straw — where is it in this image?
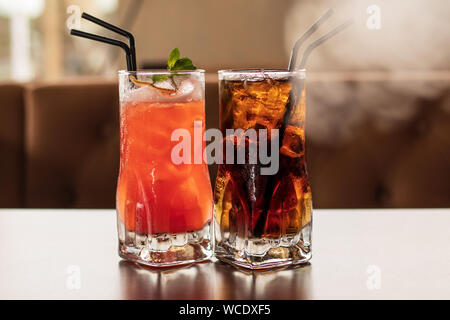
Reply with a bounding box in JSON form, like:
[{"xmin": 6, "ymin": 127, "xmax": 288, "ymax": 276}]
[
  {"xmin": 70, "ymin": 29, "xmax": 133, "ymax": 71},
  {"xmin": 288, "ymin": 8, "xmax": 334, "ymax": 71},
  {"xmin": 81, "ymin": 12, "xmax": 137, "ymax": 71}
]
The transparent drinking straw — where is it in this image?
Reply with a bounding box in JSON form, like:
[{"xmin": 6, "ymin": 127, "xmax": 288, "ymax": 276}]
[
  {"xmin": 288, "ymin": 8, "xmax": 334, "ymax": 71},
  {"xmin": 298, "ymin": 19, "xmax": 354, "ymax": 69},
  {"xmin": 288, "ymin": 8, "xmax": 353, "ymax": 70},
  {"xmin": 70, "ymin": 12, "xmax": 136, "ymax": 71}
]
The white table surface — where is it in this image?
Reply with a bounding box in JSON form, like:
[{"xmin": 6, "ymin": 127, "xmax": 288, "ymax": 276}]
[{"xmin": 0, "ymin": 209, "xmax": 449, "ymax": 299}]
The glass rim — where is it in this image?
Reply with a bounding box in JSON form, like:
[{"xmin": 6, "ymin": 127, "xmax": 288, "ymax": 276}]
[
  {"xmin": 218, "ymin": 68, "xmax": 306, "ymax": 75},
  {"xmin": 118, "ymin": 69, "xmax": 205, "ymax": 75},
  {"xmin": 218, "ymin": 69, "xmax": 306, "ymax": 80}
]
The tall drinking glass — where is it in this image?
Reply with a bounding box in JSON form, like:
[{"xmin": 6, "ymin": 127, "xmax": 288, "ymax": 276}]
[
  {"xmin": 214, "ymin": 69, "xmax": 312, "ymax": 269},
  {"xmin": 117, "ymin": 70, "xmax": 213, "ymax": 267}
]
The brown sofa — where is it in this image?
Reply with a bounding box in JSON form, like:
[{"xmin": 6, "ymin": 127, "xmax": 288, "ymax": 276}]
[
  {"xmin": 24, "ymin": 80, "xmax": 120, "ymax": 208},
  {"xmin": 1, "ymin": 74, "xmax": 449, "ymax": 208},
  {"xmin": 0, "ymin": 84, "xmax": 24, "ymax": 208}
]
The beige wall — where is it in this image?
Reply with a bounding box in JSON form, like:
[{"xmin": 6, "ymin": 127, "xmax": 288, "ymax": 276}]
[
  {"xmin": 2, "ymin": 0, "xmax": 448, "ymax": 80},
  {"xmin": 122, "ymin": 0, "xmax": 294, "ymax": 71},
  {"xmin": 120, "ymin": 0, "xmax": 450, "ymax": 72}
]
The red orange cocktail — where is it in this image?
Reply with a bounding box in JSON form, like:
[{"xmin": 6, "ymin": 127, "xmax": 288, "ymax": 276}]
[{"xmin": 116, "ymin": 70, "xmax": 213, "ymax": 266}]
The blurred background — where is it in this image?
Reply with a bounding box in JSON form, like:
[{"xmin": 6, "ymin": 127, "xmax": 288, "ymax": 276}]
[
  {"xmin": 0, "ymin": 0, "xmax": 449, "ymax": 209},
  {"xmin": 1, "ymin": 0, "xmax": 450, "ymax": 79}
]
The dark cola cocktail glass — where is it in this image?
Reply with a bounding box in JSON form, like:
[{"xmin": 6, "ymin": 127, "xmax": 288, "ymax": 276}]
[{"xmin": 214, "ymin": 69, "xmax": 312, "ymax": 269}]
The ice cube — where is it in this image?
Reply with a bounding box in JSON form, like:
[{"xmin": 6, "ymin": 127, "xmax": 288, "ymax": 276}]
[
  {"xmin": 280, "ymin": 125, "xmax": 305, "ymax": 158},
  {"xmin": 179, "ymin": 78, "xmax": 194, "ymax": 95},
  {"xmin": 153, "ymin": 78, "xmax": 176, "ymax": 91},
  {"xmin": 162, "ymin": 78, "xmax": 203, "ymax": 102},
  {"xmin": 182, "ymin": 78, "xmax": 204, "ymax": 101},
  {"xmin": 125, "ymin": 86, "xmax": 162, "ymax": 104},
  {"xmin": 229, "ymin": 80, "xmax": 291, "ymax": 131},
  {"xmin": 124, "ymin": 78, "xmax": 203, "ymax": 104}
]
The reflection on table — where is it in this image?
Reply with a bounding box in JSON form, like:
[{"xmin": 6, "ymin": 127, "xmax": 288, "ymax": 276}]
[{"xmin": 119, "ymin": 260, "xmax": 312, "ymax": 300}]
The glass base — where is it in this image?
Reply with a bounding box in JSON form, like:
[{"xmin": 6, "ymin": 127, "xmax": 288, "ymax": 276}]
[
  {"xmin": 215, "ymin": 224, "xmax": 311, "ymax": 270},
  {"xmin": 118, "ymin": 222, "xmax": 213, "ymax": 267}
]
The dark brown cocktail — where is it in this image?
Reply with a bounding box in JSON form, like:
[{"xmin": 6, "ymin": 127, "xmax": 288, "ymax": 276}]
[{"xmin": 214, "ymin": 69, "xmax": 312, "ymax": 269}]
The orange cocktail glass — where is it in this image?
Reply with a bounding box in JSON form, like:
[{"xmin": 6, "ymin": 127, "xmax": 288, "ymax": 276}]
[{"xmin": 116, "ymin": 70, "xmax": 213, "ymax": 267}]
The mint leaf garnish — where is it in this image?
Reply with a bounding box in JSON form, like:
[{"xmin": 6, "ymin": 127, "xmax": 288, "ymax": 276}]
[
  {"xmin": 168, "ymin": 49, "xmax": 197, "ymax": 71},
  {"xmin": 168, "ymin": 48, "xmax": 180, "ymax": 69},
  {"xmin": 172, "ymin": 57, "xmax": 196, "ymax": 70},
  {"xmin": 151, "ymin": 74, "xmax": 169, "ymax": 83},
  {"xmin": 152, "ymin": 48, "xmax": 197, "ymax": 85}
]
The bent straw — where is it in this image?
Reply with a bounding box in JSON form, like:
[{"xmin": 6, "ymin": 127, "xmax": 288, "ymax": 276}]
[
  {"xmin": 288, "ymin": 8, "xmax": 334, "ymax": 71},
  {"xmin": 81, "ymin": 12, "xmax": 137, "ymax": 71},
  {"xmin": 70, "ymin": 29, "xmax": 132, "ymax": 71},
  {"xmin": 298, "ymin": 19, "xmax": 354, "ymax": 69}
]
